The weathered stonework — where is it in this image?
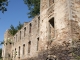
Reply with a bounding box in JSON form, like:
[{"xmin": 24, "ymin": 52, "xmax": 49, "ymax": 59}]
[{"xmin": 2, "ymin": 0, "xmax": 80, "ymax": 60}]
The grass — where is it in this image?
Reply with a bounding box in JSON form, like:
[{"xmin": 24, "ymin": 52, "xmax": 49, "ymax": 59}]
[{"xmin": 0, "ymin": 58, "xmax": 2, "ymax": 60}]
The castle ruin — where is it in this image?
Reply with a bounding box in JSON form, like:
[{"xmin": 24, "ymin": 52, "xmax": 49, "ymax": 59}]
[{"xmin": 2, "ymin": 0, "xmax": 80, "ymax": 60}]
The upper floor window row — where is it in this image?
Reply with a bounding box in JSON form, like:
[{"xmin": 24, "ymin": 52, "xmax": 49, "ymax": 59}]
[{"xmin": 14, "ymin": 27, "xmax": 27, "ymax": 42}]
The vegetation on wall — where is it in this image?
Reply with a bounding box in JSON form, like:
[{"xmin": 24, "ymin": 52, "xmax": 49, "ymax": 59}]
[
  {"xmin": 72, "ymin": 39, "xmax": 80, "ymax": 60},
  {"xmin": 24, "ymin": 0, "xmax": 40, "ymax": 18},
  {"xmin": 8, "ymin": 22, "xmax": 23, "ymax": 36},
  {"xmin": 0, "ymin": 49, "xmax": 2, "ymax": 58}
]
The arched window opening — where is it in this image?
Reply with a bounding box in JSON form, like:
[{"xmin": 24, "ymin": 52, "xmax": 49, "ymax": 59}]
[
  {"xmin": 28, "ymin": 41, "xmax": 31, "ymax": 54},
  {"xmin": 29, "ymin": 23, "xmax": 32, "ymax": 33},
  {"xmin": 23, "ymin": 44, "xmax": 25, "ymax": 55},
  {"xmin": 20, "ymin": 31, "xmax": 21, "ymax": 40},
  {"xmin": 37, "ymin": 37, "xmax": 39, "ymax": 51},
  {"xmin": 18, "ymin": 46, "xmax": 20, "ymax": 57},
  {"xmin": 24, "ymin": 27, "xmax": 26, "ymax": 37}
]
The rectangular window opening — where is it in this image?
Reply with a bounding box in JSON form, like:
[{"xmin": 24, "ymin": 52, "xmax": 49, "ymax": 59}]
[
  {"xmin": 16, "ymin": 35, "xmax": 17, "ymax": 42},
  {"xmin": 15, "ymin": 48, "xmax": 16, "ymax": 57},
  {"xmin": 29, "ymin": 23, "xmax": 32, "ymax": 33},
  {"xmin": 28, "ymin": 41, "xmax": 31, "ymax": 54},
  {"xmin": 14, "ymin": 37, "xmax": 15, "ymax": 40},
  {"xmin": 23, "ymin": 44, "xmax": 25, "ymax": 55},
  {"xmin": 37, "ymin": 37, "xmax": 39, "ymax": 51},
  {"xmin": 24, "ymin": 27, "xmax": 26, "ymax": 37},
  {"xmin": 49, "ymin": 17, "xmax": 55, "ymax": 39},
  {"xmin": 20, "ymin": 31, "xmax": 21, "ymax": 40},
  {"xmin": 19, "ymin": 46, "xmax": 20, "ymax": 57}
]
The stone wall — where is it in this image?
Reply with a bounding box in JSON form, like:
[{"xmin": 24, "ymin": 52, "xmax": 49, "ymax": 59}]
[
  {"xmin": 2, "ymin": 0, "xmax": 80, "ymax": 60},
  {"xmin": 2, "ymin": 30, "xmax": 13, "ymax": 60},
  {"xmin": 2, "ymin": 15, "xmax": 40, "ymax": 60}
]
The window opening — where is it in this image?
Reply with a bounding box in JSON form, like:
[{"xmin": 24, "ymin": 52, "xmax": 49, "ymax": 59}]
[
  {"xmin": 29, "ymin": 23, "xmax": 32, "ymax": 33},
  {"xmin": 16, "ymin": 35, "xmax": 17, "ymax": 42},
  {"xmin": 19, "ymin": 46, "xmax": 20, "ymax": 57},
  {"xmin": 28, "ymin": 41, "xmax": 31, "ymax": 53},
  {"xmin": 49, "ymin": 17, "xmax": 54, "ymax": 39},
  {"xmin": 23, "ymin": 44, "xmax": 25, "ymax": 55},
  {"xmin": 24, "ymin": 27, "xmax": 26, "ymax": 37},
  {"xmin": 20, "ymin": 31, "xmax": 21, "ymax": 39},
  {"xmin": 37, "ymin": 37, "xmax": 39, "ymax": 51}
]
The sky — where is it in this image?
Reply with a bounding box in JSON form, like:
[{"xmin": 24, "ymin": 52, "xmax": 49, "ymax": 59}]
[{"xmin": 0, "ymin": 0, "xmax": 32, "ymax": 48}]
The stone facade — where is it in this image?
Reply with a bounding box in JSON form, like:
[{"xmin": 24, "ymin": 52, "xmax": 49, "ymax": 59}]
[
  {"xmin": 2, "ymin": 0, "xmax": 80, "ymax": 60},
  {"xmin": 2, "ymin": 15, "xmax": 40, "ymax": 60}
]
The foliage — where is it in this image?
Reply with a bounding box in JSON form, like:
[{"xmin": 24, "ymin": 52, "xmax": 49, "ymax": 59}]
[
  {"xmin": 9, "ymin": 22, "xmax": 23, "ymax": 36},
  {"xmin": 14, "ymin": 51, "xmax": 17, "ymax": 57},
  {"xmin": 0, "ymin": 49, "xmax": 2, "ymax": 58},
  {"xmin": 8, "ymin": 25, "xmax": 17, "ymax": 36},
  {"xmin": 0, "ymin": 41, "xmax": 4, "ymax": 44},
  {"xmin": 24, "ymin": 0, "xmax": 40, "ymax": 18},
  {"xmin": 72, "ymin": 52, "xmax": 80, "ymax": 60},
  {"xmin": 7, "ymin": 38, "xmax": 13, "ymax": 44},
  {"xmin": 16, "ymin": 22, "xmax": 23, "ymax": 30},
  {"xmin": 0, "ymin": 0, "xmax": 9, "ymax": 13},
  {"xmin": 72, "ymin": 44, "xmax": 80, "ymax": 60},
  {"xmin": 0, "ymin": 58, "xmax": 2, "ymax": 60}
]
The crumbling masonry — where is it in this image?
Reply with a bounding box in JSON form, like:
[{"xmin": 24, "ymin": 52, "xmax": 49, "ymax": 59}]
[{"xmin": 2, "ymin": 0, "xmax": 80, "ymax": 60}]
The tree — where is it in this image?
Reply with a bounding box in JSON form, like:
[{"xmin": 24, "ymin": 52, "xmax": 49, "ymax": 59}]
[
  {"xmin": 8, "ymin": 22, "xmax": 23, "ymax": 36},
  {"xmin": 16, "ymin": 22, "xmax": 23, "ymax": 30},
  {"xmin": 0, "ymin": 48, "xmax": 2, "ymax": 58},
  {"xmin": 24, "ymin": 0, "xmax": 40, "ymax": 18},
  {"xmin": 0, "ymin": 41, "xmax": 4, "ymax": 44},
  {"xmin": 0, "ymin": 0, "xmax": 8, "ymax": 13},
  {"xmin": 8, "ymin": 25, "xmax": 17, "ymax": 36}
]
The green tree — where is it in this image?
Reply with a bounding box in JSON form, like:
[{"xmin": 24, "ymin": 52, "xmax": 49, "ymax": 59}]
[
  {"xmin": 16, "ymin": 22, "xmax": 23, "ymax": 30},
  {"xmin": 8, "ymin": 22, "xmax": 23, "ymax": 36},
  {"xmin": 8, "ymin": 25, "xmax": 17, "ymax": 36},
  {"xmin": 24, "ymin": 0, "xmax": 40, "ymax": 18},
  {"xmin": 0, "ymin": 41, "xmax": 4, "ymax": 44},
  {"xmin": 0, "ymin": 0, "xmax": 8, "ymax": 13},
  {"xmin": 0, "ymin": 49, "xmax": 2, "ymax": 58}
]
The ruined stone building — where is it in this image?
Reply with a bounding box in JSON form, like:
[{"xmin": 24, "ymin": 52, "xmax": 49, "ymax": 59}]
[{"xmin": 2, "ymin": 0, "xmax": 80, "ymax": 60}]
